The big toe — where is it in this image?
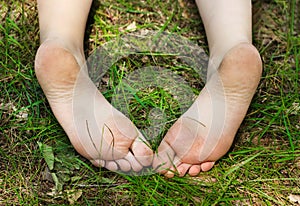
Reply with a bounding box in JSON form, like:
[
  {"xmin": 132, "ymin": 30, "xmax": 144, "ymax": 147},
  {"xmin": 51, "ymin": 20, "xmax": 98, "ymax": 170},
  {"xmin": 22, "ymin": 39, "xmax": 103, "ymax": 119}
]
[
  {"xmin": 124, "ymin": 152, "xmax": 143, "ymax": 172},
  {"xmin": 152, "ymin": 140, "xmax": 176, "ymax": 173},
  {"xmin": 176, "ymin": 163, "xmax": 192, "ymax": 177},
  {"xmin": 131, "ymin": 137, "xmax": 153, "ymax": 167}
]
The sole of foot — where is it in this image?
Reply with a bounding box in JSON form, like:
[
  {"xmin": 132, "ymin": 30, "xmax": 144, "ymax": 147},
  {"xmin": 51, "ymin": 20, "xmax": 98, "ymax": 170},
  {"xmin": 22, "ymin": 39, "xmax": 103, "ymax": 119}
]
[
  {"xmin": 153, "ymin": 43, "xmax": 262, "ymax": 178},
  {"xmin": 35, "ymin": 40, "xmax": 153, "ymax": 173}
]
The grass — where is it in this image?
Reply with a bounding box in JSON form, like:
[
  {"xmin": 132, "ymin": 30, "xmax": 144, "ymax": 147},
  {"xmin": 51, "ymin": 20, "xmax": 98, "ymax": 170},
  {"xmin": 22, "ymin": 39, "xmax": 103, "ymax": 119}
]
[{"xmin": 0, "ymin": 0, "xmax": 299, "ymax": 205}]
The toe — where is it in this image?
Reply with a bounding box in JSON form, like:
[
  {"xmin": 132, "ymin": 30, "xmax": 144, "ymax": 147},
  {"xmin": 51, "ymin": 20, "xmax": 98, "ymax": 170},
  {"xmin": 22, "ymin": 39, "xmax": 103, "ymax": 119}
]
[
  {"xmin": 201, "ymin": 162, "xmax": 215, "ymax": 172},
  {"xmin": 90, "ymin": 159, "xmax": 105, "ymax": 167},
  {"xmin": 188, "ymin": 165, "xmax": 201, "ymax": 176},
  {"xmin": 105, "ymin": 161, "xmax": 118, "ymax": 171},
  {"xmin": 124, "ymin": 152, "xmax": 143, "ymax": 172},
  {"xmin": 165, "ymin": 164, "xmax": 179, "ymax": 178},
  {"xmin": 116, "ymin": 159, "xmax": 131, "ymax": 172},
  {"xmin": 164, "ymin": 170, "xmax": 176, "ymax": 178},
  {"xmin": 177, "ymin": 163, "xmax": 192, "ymax": 177},
  {"xmin": 131, "ymin": 134, "xmax": 153, "ymax": 167},
  {"xmin": 152, "ymin": 140, "xmax": 176, "ymax": 173}
]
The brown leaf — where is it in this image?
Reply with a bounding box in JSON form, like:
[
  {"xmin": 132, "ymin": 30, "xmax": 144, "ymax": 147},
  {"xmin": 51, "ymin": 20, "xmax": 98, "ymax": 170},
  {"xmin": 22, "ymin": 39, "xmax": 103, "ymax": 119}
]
[{"xmin": 288, "ymin": 194, "xmax": 300, "ymax": 204}]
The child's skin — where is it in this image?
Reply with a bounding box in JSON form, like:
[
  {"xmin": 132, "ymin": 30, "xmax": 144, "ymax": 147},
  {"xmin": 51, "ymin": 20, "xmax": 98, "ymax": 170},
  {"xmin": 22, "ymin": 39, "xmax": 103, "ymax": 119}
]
[{"xmin": 35, "ymin": 0, "xmax": 262, "ymax": 177}]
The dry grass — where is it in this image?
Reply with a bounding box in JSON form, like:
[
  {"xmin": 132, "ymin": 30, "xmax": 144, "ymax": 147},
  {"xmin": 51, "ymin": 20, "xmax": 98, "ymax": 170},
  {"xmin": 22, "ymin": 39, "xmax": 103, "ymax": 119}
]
[{"xmin": 0, "ymin": 0, "xmax": 299, "ymax": 205}]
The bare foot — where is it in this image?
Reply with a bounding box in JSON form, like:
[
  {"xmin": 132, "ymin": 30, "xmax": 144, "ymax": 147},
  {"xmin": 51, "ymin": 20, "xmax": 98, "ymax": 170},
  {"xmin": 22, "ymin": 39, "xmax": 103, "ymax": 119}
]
[
  {"xmin": 153, "ymin": 43, "xmax": 262, "ymax": 177},
  {"xmin": 35, "ymin": 40, "xmax": 153, "ymax": 173}
]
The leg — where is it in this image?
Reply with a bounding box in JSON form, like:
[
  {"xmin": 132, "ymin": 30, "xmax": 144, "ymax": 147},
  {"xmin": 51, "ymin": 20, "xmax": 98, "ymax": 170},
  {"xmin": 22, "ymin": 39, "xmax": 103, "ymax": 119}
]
[
  {"xmin": 35, "ymin": 0, "xmax": 153, "ymax": 173},
  {"xmin": 153, "ymin": 0, "xmax": 262, "ymax": 177}
]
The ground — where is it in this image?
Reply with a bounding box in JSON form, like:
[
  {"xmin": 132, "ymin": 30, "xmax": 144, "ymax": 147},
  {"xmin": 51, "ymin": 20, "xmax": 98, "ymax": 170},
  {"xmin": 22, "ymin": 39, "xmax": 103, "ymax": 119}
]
[{"xmin": 0, "ymin": 0, "xmax": 299, "ymax": 205}]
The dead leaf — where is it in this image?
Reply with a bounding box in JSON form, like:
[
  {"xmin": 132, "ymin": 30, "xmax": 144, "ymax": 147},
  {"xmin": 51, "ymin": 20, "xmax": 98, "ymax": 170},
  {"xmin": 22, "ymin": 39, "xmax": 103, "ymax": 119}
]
[
  {"xmin": 41, "ymin": 166, "xmax": 53, "ymax": 182},
  {"xmin": 295, "ymin": 157, "xmax": 300, "ymax": 169},
  {"xmin": 65, "ymin": 189, "xmax": 83, "ymax": 205},
  {"xmin": 47, "ymin": 188, "xmax": 82, "ymax": 205},
  {"xmin": 126, "ymin": 21, "xmax": 137, "ymax": 31},
  {"xmin": 178, "ymin": 0, "xmax": 184, "ymax": 8},
  {"xmin": 178, "ymin": 0, "xmax": 189, "ymax": 19},
  {"xmin": 289, "ymin": 194, "xmax": 300, "ymax": 204}
]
